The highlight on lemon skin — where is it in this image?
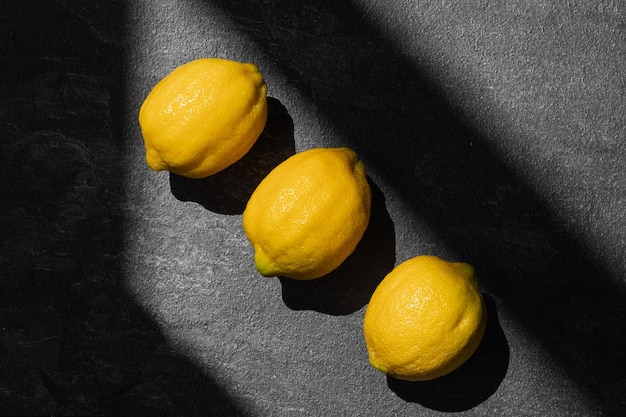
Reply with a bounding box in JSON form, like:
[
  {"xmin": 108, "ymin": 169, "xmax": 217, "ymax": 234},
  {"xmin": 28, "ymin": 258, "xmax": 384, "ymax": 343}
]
[
  {"xmin": 138, "ymin": 57, "xmax": 268, "ymax": 179},
  {"xmin": 363, "ymin": 255, "xmax": 487, "ymax": 382},
  {"xmin": 242, "ymin": 147, "xmax": 372, "ymax": 280}
]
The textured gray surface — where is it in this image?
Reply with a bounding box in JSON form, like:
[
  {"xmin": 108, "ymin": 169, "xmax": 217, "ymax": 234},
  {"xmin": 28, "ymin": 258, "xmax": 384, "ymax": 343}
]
[{"xmin": 2, "ymin": 0, "xmax": 625, "ymax": 415}]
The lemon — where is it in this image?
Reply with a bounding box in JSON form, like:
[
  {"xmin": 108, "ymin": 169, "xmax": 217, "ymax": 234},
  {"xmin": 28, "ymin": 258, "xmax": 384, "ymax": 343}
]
[
  {"xmin": 242, "ymin": 147, "xmax": 371, "ymax": 280},
  {"xmin": 138, "ymin": 58, "xmax": 268, "ymax": 178},
  {"xmin": 363, "ymin": 255, "xmax": 487, "ymax": 381}
]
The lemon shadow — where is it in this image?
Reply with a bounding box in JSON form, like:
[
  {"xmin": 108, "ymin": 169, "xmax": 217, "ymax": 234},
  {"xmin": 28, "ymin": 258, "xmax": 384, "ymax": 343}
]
[
  {"xmin": 386, "ymin": 295, "xmax": 509, "ymax": 412},
  {"xmin": 279, "ymin": 179, "xmax": 395, "ymax": 315},
  {"xmin": 169, "ymin": 97, "xmax": 295, "ymax": 215}
]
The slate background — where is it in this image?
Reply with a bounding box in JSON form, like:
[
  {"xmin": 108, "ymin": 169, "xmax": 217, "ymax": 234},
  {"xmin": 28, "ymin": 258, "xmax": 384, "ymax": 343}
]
[{"xmin": 1, "ymin": 0, "xmax": 625, "ymax": 416}]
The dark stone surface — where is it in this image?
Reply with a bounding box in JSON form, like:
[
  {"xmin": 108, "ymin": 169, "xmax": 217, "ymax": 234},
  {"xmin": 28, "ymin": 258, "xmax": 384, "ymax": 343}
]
[
  {"xmin": 1, "ymin": 0, "xmax": 625, "ymax": 416},
  {"xmin": 0, "ymin": 1, "xmax": 247, "ymax": 415}
]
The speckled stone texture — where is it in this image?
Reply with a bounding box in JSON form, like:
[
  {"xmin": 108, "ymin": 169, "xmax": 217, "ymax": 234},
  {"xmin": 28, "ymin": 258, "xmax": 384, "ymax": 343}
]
[{"xmin": 2, "ymin": 0, "xmax": 625, "ymax": 416}]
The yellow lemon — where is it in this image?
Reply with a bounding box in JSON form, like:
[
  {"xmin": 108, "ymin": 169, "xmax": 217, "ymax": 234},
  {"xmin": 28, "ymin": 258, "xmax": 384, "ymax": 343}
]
[
  {"xmin": 363, "ymin": 255, "xmax": 487, "ymax": 381},
  {"xmin": 138, "ymin": 58, "xmax": 268, "ymax": 178},
  {"xmin": 243, "ymin": 147, "xmax": 371, "ymax": 280}
]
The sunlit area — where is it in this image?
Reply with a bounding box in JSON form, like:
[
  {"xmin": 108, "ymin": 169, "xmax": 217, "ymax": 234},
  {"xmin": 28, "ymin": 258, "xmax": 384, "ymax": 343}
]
[{"xmin": 2, "ymin": 0, "xmax": 625, "ymax": 415}]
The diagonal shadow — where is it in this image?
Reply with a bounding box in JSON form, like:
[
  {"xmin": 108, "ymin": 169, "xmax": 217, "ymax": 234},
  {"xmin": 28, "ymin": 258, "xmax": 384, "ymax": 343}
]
[
  {"xmin": 0, "ymin": 1, "xmax": 252, "ymax": 415},
  {"xmin": 204, "ymin": 0, "xmax": 626, "ymax": 414}
]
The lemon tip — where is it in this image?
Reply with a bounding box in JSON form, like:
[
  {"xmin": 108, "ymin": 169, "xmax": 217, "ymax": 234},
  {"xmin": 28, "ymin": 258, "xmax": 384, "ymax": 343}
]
[
  {"xmin": 253, "ymin": 251, "xmax": 278, "ymax": 277},
  {"xmin": 368, "ymin": 357, "xmax": 388, "ymax": 375}
]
